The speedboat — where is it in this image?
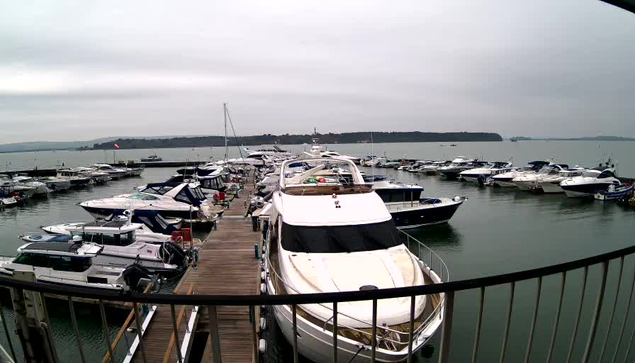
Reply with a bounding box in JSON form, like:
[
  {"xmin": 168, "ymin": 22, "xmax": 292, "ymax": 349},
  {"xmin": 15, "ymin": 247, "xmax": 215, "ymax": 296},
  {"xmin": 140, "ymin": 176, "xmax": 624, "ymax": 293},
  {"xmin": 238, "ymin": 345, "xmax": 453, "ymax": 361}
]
[
  {"xmin": 80, "ymin": 182, "xmax": 218, "ymax": 224},
  {"xmin": 0, "ymin": 242, "xmax": 152, "ymax": 291},
  {"xmin": 560, "ymin": 168, "xmax": 622, "ymax": 198},
  {"xmin": 459, "ymin": 161, "xmax": 513, "ymax": 183},
  {"xmin": 41, "ymin": 211, "xmax": 181, "ymax": 242},
  {"xmin": 488, "ymin": 161, "xmax": 551, "ymax": 187},
  {"xmin": 512, "ymin": 164, "xmax": 572, "ymax": 191},
  {"xmin": 57, "ymin": 169, "xmax": 93, "ymax": 187},
  {"xmin": 438, "ymin": 157, "xmax": 485, "ymax": 179},
  {"xmin": 74, "ymin": 167, "xmax": 110, "ymax": 184},
  {"xmin": 320, "ymin": 150, "xmax": 361, "ymax": 164},
  {"xmin": 0, "ymin": 177, "xmax": 36, "ymax": 199},
  {"xmin": 264, "ymin": 157, "xmax": 445, "ymax": 362},
  {"xmin": 12, "ymin": 176, "xmax": 49, "ymax": 196},
  {"xmin": 92, "ymin": 164, "xmax": 127, "ymax": 180},
  {"xmin": 418, "ymin": 161, "xmax": 449, "ymax": 175},
  {"xmin": 41, "ymin": 177, "xmax": 72, "ymax": 192},
  {"xmin": 125, "ymin": 166, "xmax": 145, "ymax": 177},
  {"xmin": 20, "ymin": 221, "xmax": 186, "ymax": 274},
  {"xmin": 141, "ymin": 154, "xmax": 163, "ymax": 162},
  {"xmin": 368, "ymin": 176, "xmax": 465, "ymax": 228},
  {"xmin": 534, "ymin": 166, "xmax": 586, "ymax": 194}
]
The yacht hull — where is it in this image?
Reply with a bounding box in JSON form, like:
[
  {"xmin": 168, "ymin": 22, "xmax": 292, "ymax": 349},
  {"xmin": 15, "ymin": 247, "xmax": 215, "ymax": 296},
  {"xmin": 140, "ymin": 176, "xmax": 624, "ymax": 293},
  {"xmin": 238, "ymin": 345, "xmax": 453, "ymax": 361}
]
[
  {"xmin": 387, "ymin": 199, "xmax": 463, "ymax": 229},
  {"xmin": 561, "ymin": 184, "xmax": 611, "ymax": 198}
]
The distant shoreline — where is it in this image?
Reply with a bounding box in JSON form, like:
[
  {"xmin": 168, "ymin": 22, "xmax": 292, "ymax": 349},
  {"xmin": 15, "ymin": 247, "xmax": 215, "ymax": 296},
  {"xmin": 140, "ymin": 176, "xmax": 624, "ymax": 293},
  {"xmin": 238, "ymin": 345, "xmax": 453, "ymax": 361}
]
[{"xmin": 87, "ymin": 132, "xmax": 503, "ymax": 150}]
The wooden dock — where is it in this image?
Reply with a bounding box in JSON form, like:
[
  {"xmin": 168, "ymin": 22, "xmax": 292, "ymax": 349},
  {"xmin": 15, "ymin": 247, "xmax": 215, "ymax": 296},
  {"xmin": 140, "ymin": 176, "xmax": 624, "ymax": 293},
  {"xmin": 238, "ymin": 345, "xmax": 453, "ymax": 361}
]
[{"xmin": 130, "ymin": 183, "xmax": 262, "ymax": 363}]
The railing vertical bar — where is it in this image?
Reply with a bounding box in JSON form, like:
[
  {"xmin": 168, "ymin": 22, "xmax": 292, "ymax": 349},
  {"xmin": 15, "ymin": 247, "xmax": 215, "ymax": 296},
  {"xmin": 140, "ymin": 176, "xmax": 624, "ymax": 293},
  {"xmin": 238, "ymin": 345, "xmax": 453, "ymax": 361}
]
[
  {"xmin": 598, "ymin": 257, "xmax": 624, "ymax": 362},
  {"xmin": 371, "ymin": 299, "xmax": 377, "ymax": 363},
  {"xmin": 624, "ymin": 316, "xmax": 635, "ymax": 363},
  {"xmin": 38, "ymin": 292, "xmax": 58, "ymax": 361},
  {"xmin": 471, "ymin": 287, "xmax": 485, "ymax": 363},
  {"xmin": 99, "ymin": 300, "xmax": 115, "ymax": 363},
  {"xmin": 581, "ymin": 261, "xmax": 609, "ymax": 363},
  {"xmin": 612, "ymin": 261, "xmax": 635, "ymax": 363},
  {"xmin": 499, "ymin": 282, "xmax": 516, "ymax": 363},
  {"xmin": 438, "ymin": 291, "xmax": 455, "ymax": 363},
  {"xmin": 0, "ymin": 297, "xmax": 17, "ymax": 362},
  {"xmin": 132, "ymin": 302, "xmax": 148, "ymax": 363},
  {"xmin": 566, "ymin": 266, "xmax": 589, "ymax": 363},
  {"xmin": 208, "ymin": 305, "xmax": 222, "ymax": 363},
  {"xmin": 332, "ymin": 302, "xmax": 338, "ymax": 363},
  {"xmin": 524, "ymin": 277, "xmax": 543, "ymax": 363},
  {"xmin": 407, "ymin": 295, "xmax": 415, "ymax": 363},
  {"xmin": 68, "ymin": 296, "xmax": 87, "ymax": 363},
  {"xmin": 547, "ymin": 272, "xmax": 567, "ymax": 363},
  {"xmin": 292, "ymin": 304, "xmax": 299, "ymax": 363},
  {"xmin": 170, "ymin": 304, "xmax": 183, "ymax": 363}
]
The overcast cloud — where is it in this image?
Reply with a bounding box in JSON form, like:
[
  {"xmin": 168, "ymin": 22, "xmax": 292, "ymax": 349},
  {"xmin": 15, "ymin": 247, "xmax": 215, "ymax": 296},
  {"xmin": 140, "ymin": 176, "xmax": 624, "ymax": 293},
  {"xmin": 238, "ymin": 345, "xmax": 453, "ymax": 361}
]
[{"xmin": 1, "ymin": 0, "xmax": 634, "ymax": 143}]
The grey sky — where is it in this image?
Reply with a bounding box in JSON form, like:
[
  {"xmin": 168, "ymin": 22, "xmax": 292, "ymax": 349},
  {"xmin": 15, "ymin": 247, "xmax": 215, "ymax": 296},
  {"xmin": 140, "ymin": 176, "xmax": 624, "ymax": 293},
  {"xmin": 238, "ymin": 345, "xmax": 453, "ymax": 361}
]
[{"xmin": 1, "ymin": 0, "xmax": 634, "ymax": 143}]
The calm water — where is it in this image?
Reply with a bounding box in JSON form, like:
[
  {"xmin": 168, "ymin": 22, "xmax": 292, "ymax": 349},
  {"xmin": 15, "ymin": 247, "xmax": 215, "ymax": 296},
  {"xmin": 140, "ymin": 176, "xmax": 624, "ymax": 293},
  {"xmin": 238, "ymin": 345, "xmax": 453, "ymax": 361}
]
[{"xmin": 0, "ymin": 141, "xmax": 634, "ymax": 362}]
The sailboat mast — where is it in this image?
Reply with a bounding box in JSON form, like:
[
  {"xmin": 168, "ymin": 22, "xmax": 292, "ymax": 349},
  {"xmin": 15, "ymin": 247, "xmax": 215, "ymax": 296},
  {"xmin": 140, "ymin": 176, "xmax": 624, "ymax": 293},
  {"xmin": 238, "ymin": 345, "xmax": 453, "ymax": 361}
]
[{"xmin": 223, "ymin": 103, "xmax": 228, "ymax": 161}]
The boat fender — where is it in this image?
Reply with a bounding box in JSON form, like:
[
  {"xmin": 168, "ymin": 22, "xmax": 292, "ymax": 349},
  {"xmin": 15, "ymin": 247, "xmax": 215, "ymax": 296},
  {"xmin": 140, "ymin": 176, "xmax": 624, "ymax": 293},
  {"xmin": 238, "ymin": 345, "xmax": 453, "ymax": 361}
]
[
  {"xmin": 259, "ymin": 339, "xmax": 266, "ymax": 353},
  {"xmin": 260, "ymin": 317, "xmax": 267, "ymax": 331},
  {"xmin": 261, "ymin": 271, "xmax": 266, "ymax": 281},
  {"xmin": 260, "ymin": 283, "xmax": 267, "ymax": 294}
]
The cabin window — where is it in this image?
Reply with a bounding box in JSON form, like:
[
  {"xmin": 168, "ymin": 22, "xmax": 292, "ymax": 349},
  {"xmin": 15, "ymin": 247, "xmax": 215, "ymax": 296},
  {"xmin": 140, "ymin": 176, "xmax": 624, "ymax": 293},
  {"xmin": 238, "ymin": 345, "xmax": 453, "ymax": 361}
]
[
  {"xmin": 175, "ymin": 189, "xmax": 192, "ymax": 204},
  {"xmin": 14, "ymin": 253, "xmax": 49, "ymax": 267},
  {"xmin": 82, "ymin": 232, "xmax": 134, "ymax": 246},
  {"xmin": 155, "ymin": 215, "xmax": 169, "ymax": 230},
  {"xmin": 281, "ymin": 220, "xmax": 401, "ymax": 253},
  {"xmin": 49, "ymin": 256, "xmax": 92, "ymax": 272},
  {"xmin": 139, "ymin": 216, "xmax": 154, "ymax": 229}
]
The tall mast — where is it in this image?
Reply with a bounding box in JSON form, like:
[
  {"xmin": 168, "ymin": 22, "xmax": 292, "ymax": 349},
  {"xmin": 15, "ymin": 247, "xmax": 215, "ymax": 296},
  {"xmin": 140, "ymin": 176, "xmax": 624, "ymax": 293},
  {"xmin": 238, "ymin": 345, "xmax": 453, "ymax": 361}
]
[{"xmin": 223, "ymin": 103, "xmax": 228, "ymax": 161}]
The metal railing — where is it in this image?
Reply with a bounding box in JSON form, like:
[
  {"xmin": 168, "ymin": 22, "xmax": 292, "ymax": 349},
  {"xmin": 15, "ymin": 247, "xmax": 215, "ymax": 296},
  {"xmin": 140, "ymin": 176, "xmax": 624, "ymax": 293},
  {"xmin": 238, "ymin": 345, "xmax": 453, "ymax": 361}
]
[{"xmin": 0, "ymin": 242, "xmax": 634, "ymax": 362}]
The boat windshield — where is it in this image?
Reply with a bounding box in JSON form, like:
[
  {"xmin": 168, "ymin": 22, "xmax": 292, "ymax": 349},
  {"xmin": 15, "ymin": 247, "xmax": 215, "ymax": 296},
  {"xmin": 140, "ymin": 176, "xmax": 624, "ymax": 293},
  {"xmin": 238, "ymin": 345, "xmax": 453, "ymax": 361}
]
[
  {"xmin": 281, "ymin": 220, "xmax": 401, "ymax": 253},
  {"xmin": 132, "ymin": 193, "xmax": 159, "ymax": 200}
]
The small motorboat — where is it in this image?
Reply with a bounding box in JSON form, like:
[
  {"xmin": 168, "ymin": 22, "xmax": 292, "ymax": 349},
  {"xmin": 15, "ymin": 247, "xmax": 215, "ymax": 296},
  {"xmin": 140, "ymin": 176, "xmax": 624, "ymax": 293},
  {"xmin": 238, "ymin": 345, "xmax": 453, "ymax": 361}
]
[
  {"xmin": 42, "ymin": 177, "xmax": 72, "ymax": 192},
  {"xmin": 12, "ymin": 176, "xmax": 49, "ymax": 196},
  {"xmin": 141, "ymin": 154, "xmax": 163, "ymax": 162},
  {"xmin": 595, "ymin": 184, "xmax": 634, "ymax": 201}
]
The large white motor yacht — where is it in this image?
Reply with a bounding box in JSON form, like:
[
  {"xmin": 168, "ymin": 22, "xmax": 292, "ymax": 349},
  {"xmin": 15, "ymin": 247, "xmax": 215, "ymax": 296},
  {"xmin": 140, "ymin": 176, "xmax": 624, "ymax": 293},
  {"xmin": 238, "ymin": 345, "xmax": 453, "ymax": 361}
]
[
  {"xmin": 488, "ymin": 160, "xmax": 550, "ymax": 187},
  {"xmin": 264, "ymin": 158, "xmax": 445, "ymax": 362}
]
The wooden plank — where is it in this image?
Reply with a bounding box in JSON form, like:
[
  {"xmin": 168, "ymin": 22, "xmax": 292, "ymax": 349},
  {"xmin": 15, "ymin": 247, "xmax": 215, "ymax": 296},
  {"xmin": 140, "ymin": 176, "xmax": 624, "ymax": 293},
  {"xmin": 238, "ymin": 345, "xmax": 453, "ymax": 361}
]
[{"xmin": 131, "ymin": 180, "xmax": 261, "ymax": 363}]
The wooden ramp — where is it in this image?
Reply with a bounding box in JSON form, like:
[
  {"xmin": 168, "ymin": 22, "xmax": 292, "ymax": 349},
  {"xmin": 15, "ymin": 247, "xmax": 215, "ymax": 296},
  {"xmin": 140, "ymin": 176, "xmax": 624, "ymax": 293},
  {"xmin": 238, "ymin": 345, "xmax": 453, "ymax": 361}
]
[{"xmin": 131, "ymin": 183, "xmax": 262, "ymax": 363}]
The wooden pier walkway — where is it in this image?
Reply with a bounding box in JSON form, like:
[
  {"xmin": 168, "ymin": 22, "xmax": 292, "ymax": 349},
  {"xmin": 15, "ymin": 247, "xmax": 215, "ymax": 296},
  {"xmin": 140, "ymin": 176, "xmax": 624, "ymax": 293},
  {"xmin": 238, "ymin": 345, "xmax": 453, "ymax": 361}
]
[{"xmin": 131, "ymin": 182, "xmax": 262, "ymax": 363}]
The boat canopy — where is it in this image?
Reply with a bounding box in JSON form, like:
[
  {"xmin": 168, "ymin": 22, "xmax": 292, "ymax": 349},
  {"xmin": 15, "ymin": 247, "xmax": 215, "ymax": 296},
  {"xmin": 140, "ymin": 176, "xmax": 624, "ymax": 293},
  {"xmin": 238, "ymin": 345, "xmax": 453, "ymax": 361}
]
[{"xmin": 18, "ymin": 242, "xmax": 102, "ymax": 256}]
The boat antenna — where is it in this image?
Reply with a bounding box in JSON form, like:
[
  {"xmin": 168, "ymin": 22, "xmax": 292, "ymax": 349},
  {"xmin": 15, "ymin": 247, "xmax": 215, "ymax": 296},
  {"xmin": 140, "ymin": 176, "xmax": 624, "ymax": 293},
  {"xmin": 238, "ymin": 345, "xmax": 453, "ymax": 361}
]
[{"xmin": 223, "ymin": 103, "xmax": 229, "ymax": 161}]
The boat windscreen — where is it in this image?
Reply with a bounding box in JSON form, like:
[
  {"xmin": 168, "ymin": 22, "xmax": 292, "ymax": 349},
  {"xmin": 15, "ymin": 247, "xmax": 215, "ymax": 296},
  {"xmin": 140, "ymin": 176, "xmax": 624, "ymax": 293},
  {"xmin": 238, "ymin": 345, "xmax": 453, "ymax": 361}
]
[{"xmin": 281, "ymin": 221, "xmax": 401, "ymax": 253}]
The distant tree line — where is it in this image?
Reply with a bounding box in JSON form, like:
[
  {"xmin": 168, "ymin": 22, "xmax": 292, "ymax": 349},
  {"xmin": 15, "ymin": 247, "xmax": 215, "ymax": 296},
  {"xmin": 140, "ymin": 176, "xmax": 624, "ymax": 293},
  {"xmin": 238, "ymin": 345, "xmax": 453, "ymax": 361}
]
[{"xmin": 90, "ymin": 131, "xmax": 502, "ymax": 150}]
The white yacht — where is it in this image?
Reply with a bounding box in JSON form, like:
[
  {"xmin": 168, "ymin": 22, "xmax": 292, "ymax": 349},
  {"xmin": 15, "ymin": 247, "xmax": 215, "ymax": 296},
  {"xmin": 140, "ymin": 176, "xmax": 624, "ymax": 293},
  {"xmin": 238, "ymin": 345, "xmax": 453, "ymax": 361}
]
[
  {"xmin": 488, "ymin": 161, "xmax": 551, "ymax": 187},
  {"xmin": 80, "ymin": 182, "xmax": 216, "ymax": 223},
  {"xmin": 57, "ymin": 169, "xmax": 93, "ymax": 187},
  {"xmin": 0, "ymin": 177, "xmax": 37, "ymax": 199},
  {"xmin": 20, "ymin": 221, "xmax": 185, "ymax": 274},
  {"xmin": 0, "ymin": 242, "xmax": 151, "ymax": 291},
  {"xmin": 560, "ymin": 168, "xmax": 622, "ymax": 198},
  {"xmin": 92, "ymin": 164, "xmax": 127, "ymax": 180},
  {"xmin": 12, "ymin": 176, "xmax": 49, "ymax": 196},
  {"xmin": 438, "ymin": 157, "xmax": 485, "ymax": 179},
  {"xmin": 264, "ymin": 158, "xmax": 445, "ymax": 362},
  {"xmin": 41, "ymin": 177, "xmax": 72, "ymax": 192},
  {"xmin": 418, "ymin": 160, "xmax": 449, "ymax": 175},
  {"xmin": 512, "ymin": 164, "xmax": 569, "ymax": 191},
  {"xmin": 534, "ymin": 166, "xmax": 586, "ymax": 194},
  {"xmin": 74, "ymin": 167, "xmax": 111, "ymax": 184},
  {"xmin": 459, "ymin": 161, "xmax": 513, "ymax": 183},
  {"xmin": 320, "ymin": 150, "xmax": 362, "ymax": 164}
]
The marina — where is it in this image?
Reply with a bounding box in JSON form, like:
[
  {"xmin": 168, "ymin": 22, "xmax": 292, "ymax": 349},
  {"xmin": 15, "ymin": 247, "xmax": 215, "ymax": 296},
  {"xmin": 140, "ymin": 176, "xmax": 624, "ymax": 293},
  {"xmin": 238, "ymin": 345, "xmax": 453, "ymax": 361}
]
[{"xmin": 0, "ymin": 140, "xmax": 633, "ymax": 362}]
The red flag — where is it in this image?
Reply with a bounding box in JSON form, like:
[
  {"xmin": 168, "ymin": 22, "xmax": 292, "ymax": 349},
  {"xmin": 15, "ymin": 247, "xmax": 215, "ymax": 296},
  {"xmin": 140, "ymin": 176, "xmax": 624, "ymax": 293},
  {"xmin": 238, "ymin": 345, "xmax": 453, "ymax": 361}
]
[{"xmin": 114, "ymin": 143, "xmax": 120, "ymax": 149}]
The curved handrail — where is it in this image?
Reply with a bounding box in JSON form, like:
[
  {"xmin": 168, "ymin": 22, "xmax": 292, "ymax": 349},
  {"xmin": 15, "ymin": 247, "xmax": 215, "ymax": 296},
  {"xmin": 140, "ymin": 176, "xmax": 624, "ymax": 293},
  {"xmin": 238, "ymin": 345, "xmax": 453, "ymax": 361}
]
[{"xmin": 0, "ymin": 243, "xmax": 633, "ymax": 306}]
